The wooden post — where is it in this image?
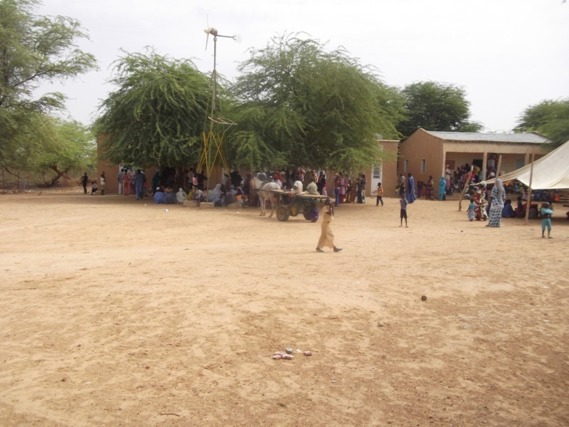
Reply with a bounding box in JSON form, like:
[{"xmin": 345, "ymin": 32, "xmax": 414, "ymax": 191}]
[
  {"xmin": 524, "ymin": 151, "xmax": 536, "ymax": 224},
  {"xmin": 496, "ymin": 155, "xmax": 502, "ymax": 179},
  {"xmin": 458, "ymin": 166, "xmax": 474, "ymax": 211}
]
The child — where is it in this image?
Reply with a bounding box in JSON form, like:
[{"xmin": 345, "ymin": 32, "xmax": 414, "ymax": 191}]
[
  {"xmin": 540, "ymin": 202, "xmax": 554, "ymax": 239},
  {"xmin": 91, "ymin": 180, "xmax": 98, "ymax": 195},
  {"xmin": 100, "ymin": 172, "xmax": 106, "ymax": 195},
  {"xmin": 375, "ymin": 182, "xmax": 384, "ymax": 207},
  {"xmin": 467, "ymin": 197, "xmax": 476, "ymax": 221},
  {"xmin": 399, "ymin": 194, "xmax": 408, "ymax": 228}
]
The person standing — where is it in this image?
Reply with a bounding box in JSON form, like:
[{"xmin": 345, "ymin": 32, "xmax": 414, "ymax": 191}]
[
  {"xmin": 152, "ymin": 171, "xmax": 161, "ymax": 195},
  {"xmin": 316, "ymin": 199, "xmax": 342, "ymax": 253},
  {"xmin": 186, "ymin": 168, "xmax": 195, "ymax": 190},
  {"xmin": 426, "ymin": 175, "xmax": 434, "ymax": 200},
  {"xmin": 398, "ymin": 174, "xmax": 406, "ymax": 197},
  {"xmin": 80, "ymin": 172, "xmax": 89, "ymax": 194},
  {"xmin": 334, "ymin": 173, "xmax": 341, "ymax": 207},
  {"xmin": 117, "ymin": 168, "xmax": 125, "ymax": 195},
  {"xmin": 407, "ymin": 173, "xmax": 416, "ymax": 203},
  {"xmin": 467, "ymin": 198, "xmax": 476, "ymax": 221},
  {"xmin": 445, "ymin": 164, "xmax": 452, "ymax": 194},
  {"xmin": 487, "ymin": 178, "xmax": 505, "ymax": 227},
  {"xmin": 338, "ymin": 173, "xmax": 347, "ymax": 204},
  {"xmin": 134, "ymin": 169, "xmax": 146, "ymax": 200},
  {"xmin": 317, "ymin": 171, "xmax": 327, "ymax": 196},
  {"xmin": 438, "ymin": 176, "xmax": 446, "ymax": 201},
  {"xmin": 540, "ymin": 202, "xmax": 554, "ymax": 238},
  {"xmin": 100, "ymin": 172, "xmax": 106, "ymax": 195},
  {"xmin": 375, "ymin": 182, "xmax": 384, "ymax": 207},
  {"xmin": 357, "ymin": 173, "xmax": 366, "ymax": 204},
  {"xmin": 399, "ymin": 193, "xmax": 408, "ymax": 227},
  {"xmin": 123, "ymin": 169, "xmax": 132, "ymax": 195}
]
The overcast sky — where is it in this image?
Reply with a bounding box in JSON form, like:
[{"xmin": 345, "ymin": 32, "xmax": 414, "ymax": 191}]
[{"xmin": 37, "ymin": 0, "xmax": 569, "ymax": 132}]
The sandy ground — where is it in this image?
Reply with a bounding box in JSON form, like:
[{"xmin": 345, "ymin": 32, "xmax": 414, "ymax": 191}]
[{"xmin": 0, "ymin": 189, "xmax": 568, "ymax": 426}]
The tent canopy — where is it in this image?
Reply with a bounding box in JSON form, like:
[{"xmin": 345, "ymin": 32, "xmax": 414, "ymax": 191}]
[{"xmin": 487, "ymin": 140, "xmax": 569, "ymax": 190}]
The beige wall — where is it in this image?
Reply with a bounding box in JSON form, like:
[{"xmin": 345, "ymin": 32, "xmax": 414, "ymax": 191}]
[
  {"xmin": 365, "ymin": 139, "xmax": 399, "ymax": 196},
  {"xmin": 399, "ymin": 129, "xmax": 444, "ymax": 182}
]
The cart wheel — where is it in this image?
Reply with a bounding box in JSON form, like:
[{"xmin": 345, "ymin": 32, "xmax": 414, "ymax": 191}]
[
  {"xmin": 303, "ymin": 204, "xmax": 314, "ymax": 220},
  {"xmin": 276, "ymin": 206, "xmax": 290, "ymax": 221}
]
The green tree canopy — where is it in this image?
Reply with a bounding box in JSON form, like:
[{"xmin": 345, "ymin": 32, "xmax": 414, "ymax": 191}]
[
  {"xmin": 398, "ymin": 81, "xmax": 482, "ymax": 137},
  {"xmin": 515, "ymin": 99, "xmax": 569, "ymax": 148},
  {"xmin": 1, "ymin": 114, "xmax": 95, "ymax": 186},
  {"xmin": 96, "ymin": 49, "xmax": 212, "ymax": 168},
  {"xmin": 0, "ymin": 0, "xmax": 96, "ymax": 180},
  {"xmin": 227, "ymin": 34, "xmax": 405, "ymax": 172},
  {"xmin": 34, "ymin": 119, "xmax": 96, "ymax": 185}
]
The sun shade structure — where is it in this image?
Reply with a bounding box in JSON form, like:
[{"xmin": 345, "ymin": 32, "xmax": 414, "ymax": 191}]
[{"xmin": 487, "ymin": 140, "xmax": 569, "ymax": 189}]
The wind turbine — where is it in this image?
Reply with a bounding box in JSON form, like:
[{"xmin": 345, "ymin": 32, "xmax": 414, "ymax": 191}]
[
  {"xmin": 198, "ymin": 26, "xmax": 239, "ymax": 188},
  {"xmin": 203, "ymin": 26, "xmax": 239, "ymax": 114}
]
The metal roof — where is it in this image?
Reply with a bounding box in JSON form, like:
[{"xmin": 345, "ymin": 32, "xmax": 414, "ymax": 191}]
[{"xmin": 425, "ymin": 130, "xmax": 549, "ymax": 144}]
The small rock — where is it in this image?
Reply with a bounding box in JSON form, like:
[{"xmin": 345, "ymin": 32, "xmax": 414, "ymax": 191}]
[{"xmin": 421, "ymin": 295, "xmax": 427, "ymax": 301}]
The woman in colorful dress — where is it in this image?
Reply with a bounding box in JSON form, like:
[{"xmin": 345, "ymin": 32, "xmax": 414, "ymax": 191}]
[{"xmin": 487, "ymin": 178, "xmax": 505, "ymax": 227}]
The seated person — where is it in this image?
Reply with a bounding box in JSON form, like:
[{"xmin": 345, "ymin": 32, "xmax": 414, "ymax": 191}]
[
  {"xmin": 208, "ymin": 183, "xmax": 224, "ymax": 206},
  {"xmin": 194, "ymin": 188, "xmax": 206, "ymax": 202},
  {"xmin": 164, "ymin": 186, "xmax": 176, "ymax": 204},
  {"xmin": 224, "ymin": 185, "xmax": 237, "ymax": 205},
  {"xmin": 306, "ymin": 178, "xmax": 318, "ymax": 195},
  {"xmin": 502, "ymin": 199, "xmax": 515, "ymax": 218},
  {"xmin": 176, "ymin": 187, "xmax": 187, "ymax": 204},
  {"xmin": 515, "ymin": 196, "xmax": 526, "ymax": 218},
  {"xmin": 235, "ymin": 185, "xmax": 244, "ymax": 202},
  {"xmin": 291, "ymin": 180, "xmax": 304, "ymax": 196},
  {"xmin": 153, "ymin": 186, "xmax": 166, "ymax": 204}
]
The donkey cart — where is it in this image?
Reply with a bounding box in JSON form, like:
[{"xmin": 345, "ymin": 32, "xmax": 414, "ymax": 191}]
[{"xmin": 271, "ymin": 190, "xmax": 330, "ymax": 221}]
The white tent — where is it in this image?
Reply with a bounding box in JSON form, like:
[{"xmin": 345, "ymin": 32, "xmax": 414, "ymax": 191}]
[{"xmin": 488, "ymin": 140, "xmax": 569, "ymax": 190}]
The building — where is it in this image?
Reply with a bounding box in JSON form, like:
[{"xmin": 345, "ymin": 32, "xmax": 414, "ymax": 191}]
[
  {"xmin": 361, "ymin": 138, "xmax": 399, "ymax": 197},
  {"xmin": 398, "ymin": 128, "xmax": 549, "ymax": 188}
]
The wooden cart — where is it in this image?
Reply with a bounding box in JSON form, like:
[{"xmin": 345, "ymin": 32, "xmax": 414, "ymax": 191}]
[{"xmin": 271, "ymin": 190, "xmax": 330, "ymax": 221}]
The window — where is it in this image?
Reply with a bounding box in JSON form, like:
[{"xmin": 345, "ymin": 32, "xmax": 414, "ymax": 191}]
[
  {"xmin": 373, "ymin": 165, "xmax": 381, "ymax": 179},
  {"xmin": 421, "ymin": 159, "xmax": 426, "ymax": 174},
  {"xmin": 404, "ymin": 159, "xmax": 408, "ymax": 173}
]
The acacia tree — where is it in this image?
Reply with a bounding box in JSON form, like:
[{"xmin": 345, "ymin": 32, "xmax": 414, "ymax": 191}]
[
  {"xmin": 96, "ymin": 49, "xmax": 212, "ymax": 169},
  {"xmin": 398, "ymin": 81, "xmax": 482, "ymax": 137},
  {"xmin": 33, "ymin": 119, "xmax": 96, "ymax": 185},
  {"xmin": 0, "ymin": 0, "xmax": 96, "ymax": 179},
  {"xmin": 515, "ymin": 99, "xmax": 569, "ymax": 148},
  {"xmin": 227, "ymin": 34, "xmax": 405, "ymax": 172},
  {"xmin": 0, "ymin": 115, "xmax": 95, "ymax": 186}
]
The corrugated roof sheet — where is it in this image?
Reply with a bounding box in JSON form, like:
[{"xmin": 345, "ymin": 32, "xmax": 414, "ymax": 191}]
[{"xmin": 425, "ymin": 130, "xmax": 548, "ymax": 144}]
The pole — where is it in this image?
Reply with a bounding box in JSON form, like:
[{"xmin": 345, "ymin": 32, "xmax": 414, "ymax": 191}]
[
  {"xmin": 458, "ymin": 166, "xmax": 474, "ymax": 211},
  {"xmin": 495, "ymin": 155, "xmax": 502, "ymax": 179},
  {"xmin": 524, "ymin": 150, "xmax": 535, "ymax": 224},
  {"xmin": 212, "ymin": 36, "xmax": 217, "ymax": 115}
]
